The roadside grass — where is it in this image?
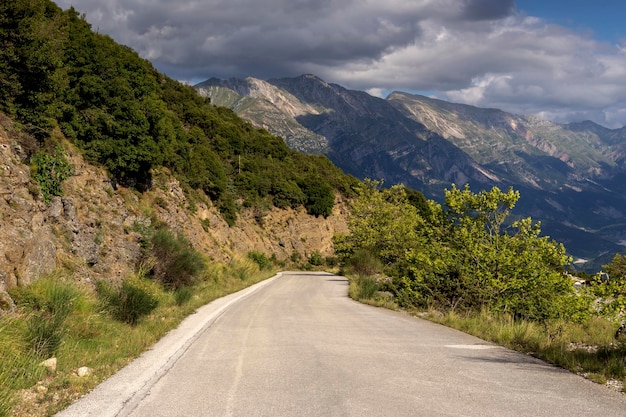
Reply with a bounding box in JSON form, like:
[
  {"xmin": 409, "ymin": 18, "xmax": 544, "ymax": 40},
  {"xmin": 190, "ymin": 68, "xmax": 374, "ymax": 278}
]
[
  {"xmin": 346, "ymin": 273, "xmax": 625, "ymax": 392},
  {"xmin": 1, "ymin": 260, "xmax": 277, "ymax": 417},
  {"xmin": 425, "ymin": 308, "xmax": 626, "ymax": 391},
  {"xmin": 348, "ymin": 274, "xmax": 397, "ymax": 310}
]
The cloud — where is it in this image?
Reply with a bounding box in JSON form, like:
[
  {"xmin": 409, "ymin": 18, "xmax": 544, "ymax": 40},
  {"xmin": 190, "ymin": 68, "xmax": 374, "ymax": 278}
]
[{"xmin": 56, "ymin": 0, "xmax": 626, "ymax": 127}]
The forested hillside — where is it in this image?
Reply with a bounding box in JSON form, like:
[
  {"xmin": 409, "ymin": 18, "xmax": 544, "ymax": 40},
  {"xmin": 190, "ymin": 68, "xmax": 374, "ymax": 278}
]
[{"xmin": 0, "ymin": 0, "xmax": 358, "ymax": 226}]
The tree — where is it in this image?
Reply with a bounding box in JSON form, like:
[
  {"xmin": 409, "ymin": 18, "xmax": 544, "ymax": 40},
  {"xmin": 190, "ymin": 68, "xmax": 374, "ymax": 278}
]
[
  {"xmin": 425, "ymin": 185, "xmax": 580, "ymax": 320},
  {"xmin": 591, "ymin": 254, "xmax": 626, "ymax": 318},
  {"xmin": 299, "ymin": 176, "xmax": 335, "ymax": 218},
  {"xmin": 335, "ymin": 180, "xmax": 426, "ymax": 264}
]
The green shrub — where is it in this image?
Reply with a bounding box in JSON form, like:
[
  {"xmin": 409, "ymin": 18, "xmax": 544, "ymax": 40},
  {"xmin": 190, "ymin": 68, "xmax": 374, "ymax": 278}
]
[
  {"xmin": 345, "ymin": 249, "xmax": 383, "ymax": 277},
  {"xmin": 149, "ymin": 228, "xmax": 206, "ymax": 289},
  {"xmin": 174, "ymin": 287, "xmax": 194, "ymax": 306},
  {"xmin": 272, "ymin": 180, "xmax": 306, "ymax": 209},
  {"xmin": 349, "ymin": 276, "xmax": 379, "ymax": 301},
  {"xmin": 30, "ymin": 147, "xmax": 73, "ymax": 204},
  {"xmin": 308, "ymin": 251, "xmax": 323, "ymax": 266},
  {"xmin": 218, "ymin": 196, "xmax": 238, "ymax": 227},
  {"xmin": 96, "ymin": 279, "xmax": 159, "ymax": 325},
  {"xmin": 299, "ymin": 176, "xmax": 335, "ymax": 218},
  {"xmin": 325, "ymin": 256, "xmax": 338, "ymax": 267},
  {"xmin": 247, "ymin": 251, "xmax": 272, "ymax": 270}
]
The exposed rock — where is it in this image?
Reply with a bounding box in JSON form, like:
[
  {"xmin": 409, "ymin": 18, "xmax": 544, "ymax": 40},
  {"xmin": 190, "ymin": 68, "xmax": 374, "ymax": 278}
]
[
  {"xmin": 0, "ymin": 288, "xmax": 15, "ymax": 311},
  {"xmin": 40, "ymin": 357, "xmax": 57, "ymax": 373},
  {"xmin": 0, "ymin": 113, "xmax": 349, "ymax": 296},
  {"xmin": 75, "ymin": 366, "xmax": 92, "ymax": 377},
  {"xmin": 18, "ymin": 228, "xmax": 57, "ymax": 286}
]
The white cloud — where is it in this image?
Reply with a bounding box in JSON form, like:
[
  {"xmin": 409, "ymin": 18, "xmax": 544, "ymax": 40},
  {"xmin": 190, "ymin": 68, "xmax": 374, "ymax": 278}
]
[{"xmin": 56, "ymin": 0, "xmax": 626, "ymax": 127}]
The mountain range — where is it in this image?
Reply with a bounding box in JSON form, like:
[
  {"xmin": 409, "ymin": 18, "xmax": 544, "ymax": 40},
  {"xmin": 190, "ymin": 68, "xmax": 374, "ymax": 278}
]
[{"xmin": 196, "ymin": 75, "xmax": 626, "ymax": 271}]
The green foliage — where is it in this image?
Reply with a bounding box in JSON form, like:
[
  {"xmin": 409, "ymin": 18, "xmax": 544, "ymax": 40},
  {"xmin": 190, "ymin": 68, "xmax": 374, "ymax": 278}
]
[
  {"xmin": 308, "ymin": 251, "xmax": 323, "ymax": 266},
  {"xmin": 350, "ymin": 275, "xmax": 380, "ymax": 300},
  {"xmin": 96, "ymin": 278, "xmax": 159, "ymax": 325},
  {"xmin": 247, "ymin": 251, "xmax": 272, "ymax": 270},
  {"xmin": 338, "ymin": 182, "xmax": 586, "ymax": 323},
  {"xmin": 148, "ymin": 228, "xmax": 206, "ymax": 289},
  {"xmin": 173, "ymin": 287, "xmax": 194, "ymax": 306},
  {"xmin": 339, "ymin": 180, "xmax": 428, "ymax": 264},
  {"xmin": 343, "ymin": 249, "xmax": 384, "ymax": 277},
  {"xmin": 272, "ymin": 180, "xmax": 306, "ymax": 209},
  {"xmin": 299, "ymin": 175, "xmax": 335, "ymax": 218},
  {"xmin": 0, "ymin": 0, "xmax": 355, "ymax": 224},
  {"xmin": 25, "ymin": 313, "xmax": 65, "ymax": 358},
  {"xmin": 415, "ymin": 186, "xmax": 579, "ymax": 321},
  {"xmin": 589, "ymin": 254, "xmax": 626, "ymax": 317},
  {"xmin": 10, "ymin": 274, "xmax": 82, "ymax": 357},
  {"xmin": 218, "ymin": 195, "xmax": 238, "ymax": 227},
  {"xmin": 30, "ymin": 146, "xmax": 73, "ymax": 203}
]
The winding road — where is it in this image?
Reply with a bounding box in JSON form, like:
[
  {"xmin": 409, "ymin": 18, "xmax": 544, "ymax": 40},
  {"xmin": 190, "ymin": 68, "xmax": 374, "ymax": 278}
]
[{"xmin": 57, "ymin": 272, "xmax": 626, "ymax": 416}]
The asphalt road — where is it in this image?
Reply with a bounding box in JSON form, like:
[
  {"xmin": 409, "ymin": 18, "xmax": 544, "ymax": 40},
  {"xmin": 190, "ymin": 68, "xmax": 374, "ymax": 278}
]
[{"xmin": 58, "ymin": 272, "xmax": 626, "ymax": 417}]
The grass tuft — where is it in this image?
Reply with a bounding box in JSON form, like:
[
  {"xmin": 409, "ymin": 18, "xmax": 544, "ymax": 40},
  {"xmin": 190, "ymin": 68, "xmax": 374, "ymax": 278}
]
[{"xmin": 96, "ymin": 278, "xmax": 160, "ymax": 325}]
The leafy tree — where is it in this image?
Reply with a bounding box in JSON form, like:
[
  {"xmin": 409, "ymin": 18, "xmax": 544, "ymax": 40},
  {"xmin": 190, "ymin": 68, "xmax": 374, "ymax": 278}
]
[
  {"xmin": 271, "ymin": 180, "xmax": 306, "ymax": 209},
  {"xmin": 299, "ymin": 176, "xmax": 335, "ymax": 218},
  {"xmin": 435, "ymin": 185, "xmax": 577, "ymax": 320},
  {"xmin": 590, "ymin": 254, "xmax": 626, "ymax": 317},
  {"xmin": 335, "ymin": 180, "xmax": 426, "ymax": 264},
  {"xmin": 338, "ymin": 182, "xmax": 587, "ymax": 322}
]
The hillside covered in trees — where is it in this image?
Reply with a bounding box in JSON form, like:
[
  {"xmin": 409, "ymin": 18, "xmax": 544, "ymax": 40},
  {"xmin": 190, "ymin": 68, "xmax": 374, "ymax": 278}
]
[{"xmin": 0, "ymin": 0, "xmax": 358, "ymax": 225}]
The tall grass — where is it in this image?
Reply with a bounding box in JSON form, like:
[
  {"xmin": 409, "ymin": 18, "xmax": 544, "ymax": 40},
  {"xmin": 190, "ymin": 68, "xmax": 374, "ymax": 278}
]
[
  {"xmin": 427, "ymin": 308, "xmax": 626, "ymax": 388},
  {"xmin": 348, "ymin": 275, "xmax": 397, "ymax": 310},
  {"xmin": 9, "ymin": 274, "xmax": 83, "ymax": 358},
  {"xmin": 96, "ymin": 278, "xmax": 160, "ymax": 325},
  {"xmin": 0, "ymin": 313, "xmax": 45, "ymax": 417}
]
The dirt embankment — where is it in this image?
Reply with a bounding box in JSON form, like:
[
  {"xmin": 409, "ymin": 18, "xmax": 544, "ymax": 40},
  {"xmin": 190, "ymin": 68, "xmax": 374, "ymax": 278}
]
[{"xmin": 0, "ymin": 118, "xmax": 348, "ymax": 307}]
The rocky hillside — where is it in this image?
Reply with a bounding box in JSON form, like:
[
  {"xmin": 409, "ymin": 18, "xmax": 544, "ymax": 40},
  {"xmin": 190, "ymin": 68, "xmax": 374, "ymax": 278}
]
[
  {"xmin": 387, "ymin": 92, "xmax": 626, "ymax": 189},
  {"xmin": 196, "ymin": 78, "xmax": 329, "ymax": 154},
  {"xmin": 0, "ymin": 114, "xmax": 348, "ymax": 306},
  {"xmin": 196, "ymin": 75, "xmax": 626, "ymax": 270}
]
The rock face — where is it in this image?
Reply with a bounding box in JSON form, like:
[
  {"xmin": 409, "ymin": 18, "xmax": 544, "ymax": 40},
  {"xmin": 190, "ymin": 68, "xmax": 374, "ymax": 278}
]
[
  {"xmin": 0, "ymin": 115, "xmax": 348, "ymax": 304},
  {"xmin": 196, "ymin": 78, "xmax": 329, "ymax": 155}
]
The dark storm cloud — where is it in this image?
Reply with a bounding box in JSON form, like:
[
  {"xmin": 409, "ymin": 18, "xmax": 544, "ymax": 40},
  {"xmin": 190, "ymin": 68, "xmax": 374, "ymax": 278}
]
[
  {"xmin": 461, "ymin": 0, "xmax": 515, "ymax": 21},
  {"xmin": 56, "ymin": 0, "xmax": 626, "ymax": 127}
]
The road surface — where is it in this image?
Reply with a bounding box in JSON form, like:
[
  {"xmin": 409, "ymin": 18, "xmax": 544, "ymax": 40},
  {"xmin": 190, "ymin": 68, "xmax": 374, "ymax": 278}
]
[{"xmin": 57, "ymin": 272, "xmax": 626, "ymax": 416}]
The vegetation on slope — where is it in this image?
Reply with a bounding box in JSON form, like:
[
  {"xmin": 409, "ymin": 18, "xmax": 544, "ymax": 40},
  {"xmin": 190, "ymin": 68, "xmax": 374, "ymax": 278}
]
[
  {"xmin": 0, "ymin": 0, "xmax": 357, "ymax": 225},
  {"xmin": 1, "ymin": 231, "xmax": 280, "ymax": 416}
]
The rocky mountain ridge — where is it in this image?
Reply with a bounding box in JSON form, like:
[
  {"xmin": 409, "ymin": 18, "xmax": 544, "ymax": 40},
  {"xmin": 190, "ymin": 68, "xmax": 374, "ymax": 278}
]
[
  {"xmin": 196, "ymin": 75, "xmax": 626, "ymax": 269},
  {"xmin": 0, "ymin": 114, "xmax": 348, "ymax": 304}
]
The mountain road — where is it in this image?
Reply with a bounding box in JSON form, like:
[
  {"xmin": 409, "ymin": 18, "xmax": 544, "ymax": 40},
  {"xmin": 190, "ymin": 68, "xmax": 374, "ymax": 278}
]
[{"xmin": 57, "ymin": 271, "xmax": 626, "ymax": 416}]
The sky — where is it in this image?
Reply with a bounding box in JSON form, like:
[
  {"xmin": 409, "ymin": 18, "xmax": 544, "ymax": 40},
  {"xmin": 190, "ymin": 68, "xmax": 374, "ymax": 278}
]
[{"xmin": 54, "ymin": 0, "xmax": 626, "ymax": 128}]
